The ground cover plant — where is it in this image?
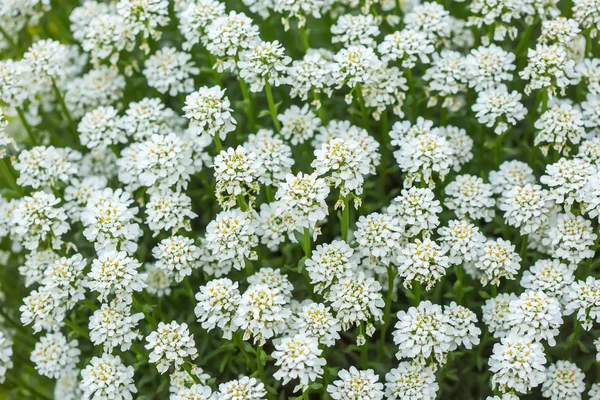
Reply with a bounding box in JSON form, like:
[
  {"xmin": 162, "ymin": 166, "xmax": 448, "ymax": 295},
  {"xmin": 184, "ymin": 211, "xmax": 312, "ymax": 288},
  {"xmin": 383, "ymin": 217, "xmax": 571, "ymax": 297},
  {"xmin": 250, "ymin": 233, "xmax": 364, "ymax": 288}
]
[{"xmin": 0, "ymin": 0, "xmax": 600, "ymax": 399}]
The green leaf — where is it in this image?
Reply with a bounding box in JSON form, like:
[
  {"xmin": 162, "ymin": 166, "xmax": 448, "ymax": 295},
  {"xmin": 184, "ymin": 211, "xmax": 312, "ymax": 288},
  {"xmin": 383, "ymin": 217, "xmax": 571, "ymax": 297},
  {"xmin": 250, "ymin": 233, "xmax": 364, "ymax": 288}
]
[{"xmin": 258, "ymin": 109, "xmax": 271, "ymax": 118}]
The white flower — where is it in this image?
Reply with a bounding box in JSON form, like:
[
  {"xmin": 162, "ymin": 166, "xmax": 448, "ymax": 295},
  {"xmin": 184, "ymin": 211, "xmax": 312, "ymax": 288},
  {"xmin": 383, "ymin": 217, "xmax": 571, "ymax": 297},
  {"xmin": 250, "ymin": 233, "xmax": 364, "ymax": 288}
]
[
  {"xmin": 256, "ymin": 201, "xmax": 294, "ymax": 251},
  {"xmin": 202, "ymin": 11, "xmax": 260, "ymax": 72},
  {"xmin": 278, "ymin": 104, "xmax": 321, "ymax": 145},
  {"xmin": 331, "ymin": 14, "xmax": 380, "ymax": 47},
  {"xmin": 217, "ymin": 376, "xmax": 266, "ymax": 400},
  {"xmin": 169, "ymin": 365, "xmax": 210, "ymax": 394},
  {"xmin": 42, "ymin": 254, "xmax": 88, "ymax": 309},
  {"xmin": 396, "ymin": 238, "xmax": 451, "ymax": 290},
  {"xmin": 145, "ymin": 262, "xmax": 173, "ymax": 297},
  {"xmin": 541, "ymin": 360, "xmax": 586, "ymax": 400},
  {"xmin": 576, "ymin": 58, "xmax": 600, "ymax": 95},
  {"xmin": 482, "ymin": 293, "xmax": 519, "ymax": 339},
  {"xmin": 378, "ymin": 29, "xmax": 435, "ymax": 68},
  {"xmin": 234, "ymin": 284, "xmax": 291, "ymax": 345},
  {"xmin": 438, "ymin": 125, "xmax": 474, "ymax": 171},
  {"xmin": 146, "ymin": 189, "xmax": 197, "ymax": 236},
  {"xmin": 464, "ymin": 44, "xmax": 516, "ymax": 91},
  {"xmin": 312, "ymin": 137, "xmax": 372, "ymax": 196},
  {"xmin": 543, "ymin": 212, "xmax": 597, "ymax": 265},
  {"xmin": 119, "ymin": 97, "xmax": 180, "ymax": 141},
  {"xmin": 290, "ymin": 301, "xmax": 341, "ymax": 347},
  {"xmin": 214, "ymin": 146, "xmax": 261, "ymax": 209},
  {"xmin": 81, "ymin": 187, "xmax": 142, "ymax": 255},
  {"xmin": 385, "ymin": 361, "xmax": 439, "ymax": 400},
  {"xmin": 422, "ymin": 50, "xmax": 467, "ymax": 110},
  {"xmin": 13, "ymin": 146, "xmax": 80, "ymax": 189},
  {"xmin": 23, "ymin": 39, "xmax": 69, "ymax": 82},
  {"xmin": 20, "ymin": 287, "xmax": 67, "ymax": 333},
  {"xmin": 332, "ymin": 45, "xmax": 382, "ymax": 89},
  {"xmin": 275, "ymin": 172, "xmax": 330, "ymax": 233},
  {"xmin": 499, "ymin": 184, "xmax": 554, "ymax": 234},
  {"xmin": 0, "ymin": 59, "xmax": 31, "ymax": 106},
  {"xmin": 153, "ymin": 235, "xmax": 200, "ymax": 283},
  {"xmin": 473, "ymin": 238, "xmax": 522, "ymax": 286},
  {"xmin": 404, "ymin": 2, "xmax": 452, "ymax": 40},
  {"xmin": 12, "ymin": 191, "xmax": 70, "ymax": 251},
  {"xmin": 541, "ymin": 157, "xmax": 596, "ymax": 208},
  {"xmin": 0, "ymin": 331, "xmax": 13, "ymax": 384},
  {"xmin": 31, "ymin": 332, "xmax": 80, "ymax": 379},
  {"xmin": 179, "ymin": 0, "xmax": 226, "ymax": 51},
  {"xmin": 387, "ymin": 187, "xmax": 442, "ymax": 238},
  {"xmin": 89, "ymin": 299, "xmax": 144, "ymax": 352},
  {"xmin": 472, "ymin": 84, "xmax": 526, "ymax": 134},
  {"xmin": 248, "ymin": 268, "xmax": 294, "ymax": 301},
  {"xmin": 116, "ymin": 0, "xmax": 169, "ymax": 41},
  {"xmin": 506, "ymin": 290, "xmax": 563, "ymax": 345},
  {"xmin": 393, "ymin": 131, "xmax": 455, "ymax": 187},
  {"xmin": 80, "ymin": 353, "xmax": 137, "ymax": 400},
  {"xmin": 327, "ymin": 367, "xmax": 384, "ymax": 400},
  {"xmin": 272, "ymin": 334, "xmax": 325, "ymax": 392},
  {"xmin": 444, "ymin": 174, "xmax": 495, "ymax": 222},
  {"xmin": 143, "ymin": 47, "xmax": 198, "ymax": 96},
  {"xmin": 88, "ymin": 250, "xmax": 147, "ymax": 304},
  {"xmin": 145, "ymin": 321, "xmax": 198, "ymax": 374},
  {"xmin": 205, "ymin": 209, "xmax": 259, "ymax": 270},
  {"xmin": 582, "ymin": 93, "xmax": 600, "ymax": 129},
  {"xmin": 194, "ymin": 278, "xmax": 240, "ymax": 339},
  {"xmin": 520, "ymin": 44, "xmax": 576, "ymax": 97},
  {"xmin": 489, "ymin": 160, "xmax": 536, "ymax": 194},
  {"xmin": 118, "ymin": 132, "xmax": 195, "ymax": 191},
  {"xmin": 393, "ymin": 301, "xmax": 452, "ymax": 364},
  {"xmin": 286, "ymin": 49, "xmax": 335, "ymax": 101},
  {"xmin": 64, "ymin": 176, "xmax": 108, "ymax": 220},
  {"xmin": 183, "ymin": 86, "xmax": 236, "ymax": 141},
  {"xmin": 489, "ymin": 334, "xmax": 547, "ymax": 394},
  {"xmin": 535, "ymin": 102, "xmax": 586, "ymax": 155},
  {"xmin": 540, "ymin": 17, "xmax": 582, "ymax": 45},
  {"xmin": 54, "ymin": 369, "xmax": 82, "ymax": 400},
  {"xmin": 238, "ymin": 40, "xmax": 291, "ymax": 92},
  {"xmin": 437, "ymin": 219, "xmax": 486, "ymax": 264},
  {"xmin": 564, "ymin": 277, "xmax": 600, "ymax": 330},
  {"xmin": 305, "ymin": 240, "xmax": 357, "ymax": 293},
  {"xmin": 444, "ymin": 302, "xmax": 481, "ymax": 350},
  {"xmin": 172, "ymin": 384, "xmax": 214, "ymax": 399},
  {"xmin": 327, "ymin": 272, "xmax": 384, "ymax": 331},
  {"xmin": 19, "ymin": 249, "xmax": 60, "ymax": 288},
  {"xmin": 245, "ymin": 129, "xmax": 295, "ymax": 186},
  {"xmin": 361, "ymin": 66, "xmax": 408, "ymax": 120},
  {"xmin": 520, "ymin": 259, "xmax": 574, "ymax": 297},
  {"xmin": 355, "ymin": 212, "xmax": 403, "ymax": 266},
  {"xmin": 78, "ymin": 106, "xmax": 127, "ymax": 150}
]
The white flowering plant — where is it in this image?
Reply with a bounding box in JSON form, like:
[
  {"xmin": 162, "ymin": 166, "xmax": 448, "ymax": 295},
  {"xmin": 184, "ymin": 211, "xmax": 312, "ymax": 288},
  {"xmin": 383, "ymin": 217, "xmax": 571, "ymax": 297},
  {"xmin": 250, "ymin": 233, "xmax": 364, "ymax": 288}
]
[{"xmin": 1, "ymin": 0, "xmax": 600, "ymax": 399}]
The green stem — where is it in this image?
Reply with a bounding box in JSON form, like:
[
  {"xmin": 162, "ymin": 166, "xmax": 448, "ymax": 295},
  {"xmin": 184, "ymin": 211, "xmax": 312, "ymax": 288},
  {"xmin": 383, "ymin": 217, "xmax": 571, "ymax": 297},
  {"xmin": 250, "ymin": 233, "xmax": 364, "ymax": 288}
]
[
  {"xmin": 313, "ymin": 90, "xmax": 327, "ymax": 125},
  {"xmin": 455, "ymin": 265, "xmax": 464, "ymax": 303},
  {"xmin": 379, "ymin": 264, "xmax": 397, "ymax": 354},
  {"xmin": 298, "ymin": 25, "xmax": 310, "ymax": 51},
  {"xmin": 213, "ymin": 134, "xmax": 223, "ymax": 153},
  {"xmin": 264, "ymin": 80, "xmax": 281, "ymax": 132},
  {"xmin": 64, "ymin": 318, "xmax": 90, "ymax": 339},
  {"xmin": 0, "ymin": 25, "xmax": 17, "ymax": 52},
  {"xmin": 540, "ymin": 90, "xmax": 549, "ymax": 114},
  {"xmin": 15, "ymin": 107, "xmax": 37, "ymax": 146},
  {"xmin": 380, "ymin": 109, "xmax": 389, "ymax": 200},
  {"xmin": 354, "ymin": 83, "xmax": 369, "ymax": 128},
  {"xmin": 341, "ymin": 196, "xmax": 350, "ymax": 242},
  {"xmin": 239, "ymin": 77, "xmax": 257, "ymax": 132},
  {"xmin": 0, "ymin": 158, "xmax": 21, "ymax": 193},
  {"xmin": 412, "ymin": 281, "xmax": 421, "ymax": 305},
  {"xmin": 519, "ymin": 234, "xmax": 528, "ymax": 261},
  {"xmin": 302, "ymin": 228, "xmax": 311, "ymax": 259},
  {"xmin": 182, "ymin": 361, "xmax": 201, "ymax": 384},
  {"xmin": 244, "ymin": 257, "xmax": 255, "ymax": 275},
  {"xmin": 51, "ymin": 78, "xmax": 79, "ymax": 144},
  {"xmin": 237, "ymin": 195, "xmax": 249, "ymax": 211},
  {"xmin": 184, "ymin": 277, "xmax": 195, "ymax": 299},
  {"xmin": 265, "ymin": 185, "xmax": 273, "ymax": 202},
  {"xmin": 359, "ymin": 323, "xmax": 368, "ymax": 369}
]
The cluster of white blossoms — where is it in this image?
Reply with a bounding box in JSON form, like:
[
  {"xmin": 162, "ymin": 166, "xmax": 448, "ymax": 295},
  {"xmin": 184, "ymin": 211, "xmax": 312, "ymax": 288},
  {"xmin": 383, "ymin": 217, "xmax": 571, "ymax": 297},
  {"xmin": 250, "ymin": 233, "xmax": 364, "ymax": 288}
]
[{"xmin": 2, "ymin": 0, "xmax": 600, "ymax": 398}]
